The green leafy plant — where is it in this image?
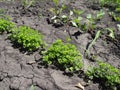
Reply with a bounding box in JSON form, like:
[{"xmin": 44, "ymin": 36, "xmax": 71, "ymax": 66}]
[
  {"xmin": 65, "ymin": 9, "xmax": 83, "ymax": 28},
  {"xmin": 96, "ymin": 10, "xmax": 105, "ymax": 20},
  {"xmin": 105, "ymin": 28, "xmax": 115, "ymax": 39},
  {"xmin": 85, "ymin": 14, "xmax": 96, "ymax": 31},
  {"xmin": 50, "ymin": 0, "xmax": 66, "ymax": 16},
  {"xmin": 109, "ymin": 12, "xmax": 120, "ymax": 22},
  {"xmin": 42, "ymin": 39, "xmax": 83, "ymax": 72},
  {"xmin": 86, "ymin": 61, "xmax": 120, "ymax": 89},
  {"xmin": 9, "ymin": 26, "xmax": 43, "ymax": 51},
  {"xmin": 0, "ymin": 18, "xmax": 15, "ymax": 33},
  {"xmin": 82, "ymin": 10, "xmax": 104, "ymax": 31},
  {"xmin": 99, "ymin": 0, "xmax": 120, "ymax": 11},
  {"xmin": 49, "ymin": 0, "xmax": 66, "ymax": 25}
]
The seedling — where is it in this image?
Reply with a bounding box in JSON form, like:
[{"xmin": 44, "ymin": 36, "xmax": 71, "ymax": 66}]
[
  {"xmin": 86, "ymin": 14, "xmax": 96, "ymax": 31},
  {"xmin": 105, "ymin": 28, "xmax": 115, "ymax": 39},
  {"xmin": 42, "ymin": 39, "xmax": 83, "ymax": 72},
  {"xmin": 9, "ymin": 26, "xmax": 43, "ymax": 51},
  {"xmin": 96, "ymin": 10, "xmax": 105, "ymax": 20},
  {"xmin": 69, "ymin": 9, "xmax": 83, "ymax": 28},
  {"xmin": 85, "ymin": 30, "xmax": 101, "ymax": 56},
  {"xmin": 83, "ymin": 10, "xmax": 105, "ymax": 31},
  {"xmin": 59, "ymin": 9, "xmax": 83, "ymax": 27},
  {"xmin": 109, "ymin": 12, "xmax": 120, "ymax": 22},
  {"xmin": 49, "ymin": 0, "xmax": 66, "ymax": 26},
  {"xmin": 78, "ymin": 10, "xmax": 105, "ymax": 33}
]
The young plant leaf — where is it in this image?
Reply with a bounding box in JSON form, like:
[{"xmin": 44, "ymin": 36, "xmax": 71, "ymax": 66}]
[
  {"xmin": 117, "ymin": 24, "xmax": 120, "ymax": 31},
  {"xmin": 85, "ymin": 30, "xmax": 101, "ymax": 55},
  {"xmin": 29, "ymin": 85, "xmax": 34, "ymax": 90},
  {"xmin": 106, "ymin": 28, "xmax": 115, "ymax": 39}
]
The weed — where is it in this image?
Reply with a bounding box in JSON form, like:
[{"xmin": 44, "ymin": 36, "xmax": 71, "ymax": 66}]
[
  {"xmin": 86, "ymin": 61, "xmax": 120, "ymax": 89},
  {"xmin": 9, "ymin": 26, "xmax": 43, "ymax": 51},
  {"xmin": 42, "ymin": 39, "xmax": 83, "ymax": 72}
]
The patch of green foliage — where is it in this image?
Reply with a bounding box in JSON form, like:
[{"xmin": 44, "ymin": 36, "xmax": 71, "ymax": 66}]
[
  {"xmin": 99, "ymin": 0, "xmax": 120, "ymax": 11},
  {"xmin": 9, "ymin": 26, "xmax": 43, "ymax": 51},
  {"xmin": 109, "ymin": 12, "xmax": 120, "ymax": 22},
  {"xmin": 0, "ymin": 18, "xmax": 15, "ymax": 33},
  {"xmin": 49, "ymin": 0, "xmax": 66, "ymax": 25},
  {"xmin": 82, "ymin": 10, "xmax": 105, "ymax": 31},
  {"xmin": 62, "ymin": 9, "xmax": 83, "ymax": 27},
  {"xmin": 42, "ymin": 39, "xmax": 83, "ymax": 72},
  {"xmin": 86, "ymin": 61, "xmax": 120, "ymax": 88}
]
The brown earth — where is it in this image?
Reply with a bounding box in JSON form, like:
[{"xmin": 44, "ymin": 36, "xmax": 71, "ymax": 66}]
[{"xmin": 0, "ymin": 0, "xmax": 120, "ymax": 90}]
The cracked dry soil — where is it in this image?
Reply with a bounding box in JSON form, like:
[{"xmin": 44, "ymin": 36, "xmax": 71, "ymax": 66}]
[{"xmin": 0, "ymin": 0, "xmax": 120, "ymax": 90}]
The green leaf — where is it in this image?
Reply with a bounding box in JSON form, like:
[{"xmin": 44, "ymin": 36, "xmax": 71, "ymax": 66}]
[
  {"xmin": 106, "ymin": 28, "xmax": 115, "ymax": 39},
  {"xmin": 117, "ymin": 24, "xmax": 120, "ymax": 31},
  {"xmin": 61, "ymin": 15, "xmax": 67, "ymax": 19},
  {"xmin": 70, "ymin": 10, "xmax": 73, "ymax": 16},
  {"xmin": 71, "ymin": 21, "xmax": 78, "ymax": 27},
  {"xmin": 29, "ymin": 85, "xmax": 34, "ymax": 90},
  {"xmin": 115, "ymin": 7, "xmax": 120, "ymax": 12},
  {"xmin": 73, "ymin": 9, "xmax": 83, "ymax": 15},
  {"xmin": 85, "ymin": 30, "xmax": 101, "ymax": 55},
  {"xmin": 87, "ymin": 14, "xmax": 92, "ymax": 19},
  {"xmin": 96, "ymin": 10, "xmax": 105, "ymax": 19}
]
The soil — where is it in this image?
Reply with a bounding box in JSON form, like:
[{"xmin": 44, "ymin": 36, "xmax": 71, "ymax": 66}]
[{"xmin": 0, "ymin": 0, "xmax": 120, "ymax": 90}]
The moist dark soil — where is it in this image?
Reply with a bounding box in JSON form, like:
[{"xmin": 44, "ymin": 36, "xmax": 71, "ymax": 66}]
[{"xmin": 0, "ymin": 0, "xmax": 120, "ymax": 90}]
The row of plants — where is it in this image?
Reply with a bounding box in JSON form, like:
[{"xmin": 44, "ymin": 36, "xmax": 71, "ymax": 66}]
[
  {"xmin": 0, "ymin": 16, "xmax": 120, "ymax": 89},
  {"xmin": 49, "ymin": 0, "xmax": 120, "ymax": 58},
  {"xmin": 99, "ymin": 0, "xmax": 120, "ymax": 12},
  {"xmin": 94, "ymin": 0, "xmax": 120, "ymax": 22}
]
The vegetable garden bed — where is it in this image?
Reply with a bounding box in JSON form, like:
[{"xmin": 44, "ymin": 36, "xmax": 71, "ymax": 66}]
[{"xmin": 0, "ymin": 0, "xmax": 120, "ymax": 90}]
